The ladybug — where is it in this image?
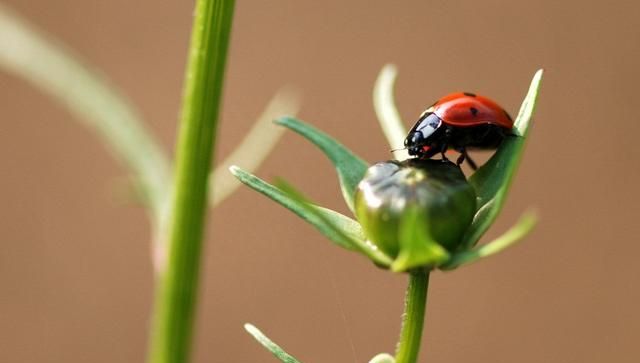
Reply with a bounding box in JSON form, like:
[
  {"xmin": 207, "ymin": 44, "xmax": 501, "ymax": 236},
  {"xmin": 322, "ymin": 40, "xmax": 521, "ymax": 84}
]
[{"xmin": 404, "ymin": 92, "xmax": 513, "ymax": 170}]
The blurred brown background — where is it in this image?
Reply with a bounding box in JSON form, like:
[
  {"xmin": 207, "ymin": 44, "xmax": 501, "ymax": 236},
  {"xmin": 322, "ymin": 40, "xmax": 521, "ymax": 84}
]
[{"xmin": 1, "ymin": 1, "xmax": 639, "ymax": 362}]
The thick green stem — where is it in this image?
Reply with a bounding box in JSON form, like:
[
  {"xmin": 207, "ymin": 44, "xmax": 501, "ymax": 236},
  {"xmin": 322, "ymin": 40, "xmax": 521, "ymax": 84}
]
[
  {"xmin": 395, "ymin": 270, "xmax": 430, "ymax": 363},
  {"xmin": 147, "ymin": 1, "xmax": 235, "ymax": 363}
]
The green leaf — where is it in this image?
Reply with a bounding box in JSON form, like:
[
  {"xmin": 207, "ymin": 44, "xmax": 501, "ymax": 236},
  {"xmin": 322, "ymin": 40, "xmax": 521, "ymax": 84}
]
[
  {"xmin": 244, "ymin": 324, "xmax": 303, "ymax": 363},
  {"xmin": 0, "ymin": 4, "xmax": 170, "ymax": 218},
  {"xmin": 373, "ymin": 64, "xmax": 409, "ymax": 160},
  {"xmin": 460, "ymin": 69, "xmax": 543, "ymax": 249},
  {"xmin": 210, "ymin": 87, "xmax": 301, "ymax": 207},
  {"xmin": 442, "ymin": 211, "xmax": 537, "ymax": 270},
  {"xmin": 391, "ymin": 206, "xmax": 450, "ymax": 272},
  {"xmin": 274, "ymin": 179, "xmax": 394, "ymax": 267},
  {"xmin": 275, "ymin": 116, "xmax": 368, "ymax": 212},
  {"xmin": 229, "ymin": 166, "xmax": 366, "ymax": 252}
]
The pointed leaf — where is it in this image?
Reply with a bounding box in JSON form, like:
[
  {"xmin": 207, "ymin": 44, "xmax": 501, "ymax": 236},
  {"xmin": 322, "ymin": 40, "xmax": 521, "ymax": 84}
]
[
  {"xmin": 461, "ymin": 70, "xmax": 543, "ymax": 249},
  {"xmin": 442, "ymin": 211, "xmax": 537, "ymax": 270},
  {"xmin": 244, "ymin": 324, "xmax": 303, "ymax": 363},
  {"xmin": 210, "ymin": 87, "xmax": 300, "ymax": 206},
  {"xmin": 391, "ymin": 206, "xmax": 450, "ymax": 272},
  {"xmin": 275, "ymin": 116, "xmax": 368, "ymax": 211},
  {"xmin": 230, "ymin": 166, "xmax": 365, "ymax": 252},
  {"xmin": 373, "ymin": 64, "xmax": 409, "ymax": 160},
  {"xmin": 0, "ymin": 5, "xmax": 170, "ymax": 216},
  {"xmin": 275, "ymin": 180, "xmax": 393, "ymax": 267}
]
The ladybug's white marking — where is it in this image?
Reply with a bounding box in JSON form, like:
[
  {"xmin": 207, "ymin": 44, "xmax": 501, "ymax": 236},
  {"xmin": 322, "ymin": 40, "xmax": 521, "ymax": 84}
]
[{"xmin": 415, "ymin": 114, "xmax": 441, "ymax": 140}]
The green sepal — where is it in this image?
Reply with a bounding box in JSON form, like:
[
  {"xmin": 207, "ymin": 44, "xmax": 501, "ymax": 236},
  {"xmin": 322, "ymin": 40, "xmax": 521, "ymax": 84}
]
[
  {"xmin": 391, "ymin": 205, "xmax": 450, "ymax": 272},
  {"xmin": 244, "ymin": 323, "xmax": 302, "ymax": 363},
  {"xmin": 276, "ymin": 116, "xmax": 368, "ymax": 212},
  {"xmin": 230, "ymin": 166, "xmax": 363, "ymax": 252},
  {"xmin": 442, "ymin": 211, "xmax": 537, "ymax": 270},
  {"xmin": 461, "ymin": 69, "xmax": 543, "ymax": 249},
  {"xmin": 274, "ymin": 180, "xmax": 394, "ymax": 267}
]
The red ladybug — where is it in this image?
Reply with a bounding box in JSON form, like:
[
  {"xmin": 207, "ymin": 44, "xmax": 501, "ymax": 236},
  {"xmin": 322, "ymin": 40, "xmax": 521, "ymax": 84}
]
[{"xmin": 404, "ymin": 92, "xmax": 513, "ymax": 170}]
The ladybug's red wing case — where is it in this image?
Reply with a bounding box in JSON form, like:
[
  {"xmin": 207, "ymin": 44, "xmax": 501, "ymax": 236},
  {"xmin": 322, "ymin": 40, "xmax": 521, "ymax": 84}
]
[{"xmin": 432, "ymin": 92, "xmax": 513, "ymax": 129}]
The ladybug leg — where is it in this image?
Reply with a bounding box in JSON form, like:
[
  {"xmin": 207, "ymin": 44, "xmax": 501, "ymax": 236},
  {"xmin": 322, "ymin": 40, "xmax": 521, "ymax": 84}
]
[
  {"xmin": 456, "ymin": 147, "xmax": 478, "ymax": 170},
  {"xmin": 439, "ymin": 143, "xmax": 450, "ymax": 163},
  {"xmin": 465, "ymin": 154, "xmax": 478, "ymax": 170},
  {"xmin": 439, "ymin": 126, "xmax": 453, "ymax": 162},
  {"xmin": 455, "ymin": 151, "xmax": 466, "ymax": 166}
]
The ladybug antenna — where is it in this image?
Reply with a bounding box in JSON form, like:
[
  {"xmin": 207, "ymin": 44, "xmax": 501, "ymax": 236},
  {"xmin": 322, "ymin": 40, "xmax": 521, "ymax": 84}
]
[{"xmin": 390, "ymin": 147, "xmax": 407, "ymax": 153}]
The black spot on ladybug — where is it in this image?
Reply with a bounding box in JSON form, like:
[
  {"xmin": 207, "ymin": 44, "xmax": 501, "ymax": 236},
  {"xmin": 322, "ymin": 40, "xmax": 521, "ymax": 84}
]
[
  {"xmin": 504, "ymin": 110, "xmax": 513, "ymax": 121},
  {"xmin": 470, "ymin": 107, "xmax": 479, "ymax": 117},
  {"xmin": 463, "ymin": 92, "xmax": 477, "ymax": 97}
]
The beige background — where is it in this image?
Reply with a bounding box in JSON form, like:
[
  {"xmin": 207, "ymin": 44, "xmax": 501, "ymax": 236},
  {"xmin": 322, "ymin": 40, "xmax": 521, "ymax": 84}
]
[{"xmin": 1, "ymin": 1, "xmax": 639, "ymax": 362}]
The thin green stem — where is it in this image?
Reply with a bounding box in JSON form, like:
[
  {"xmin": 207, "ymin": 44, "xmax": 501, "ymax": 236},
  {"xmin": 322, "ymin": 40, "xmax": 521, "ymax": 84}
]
[
  {"xmin": 147, "ymin": 1, "xmax": 235, "ymax": 363},
  {"xmin": 395, "ymin": 270, "xmax": 430, "ymax": 363}
]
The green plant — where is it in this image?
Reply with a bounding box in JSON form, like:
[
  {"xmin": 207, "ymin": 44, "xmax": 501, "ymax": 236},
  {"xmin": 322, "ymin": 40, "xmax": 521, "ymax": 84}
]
[
  {"xmin": 0, "ymin": 2, "xmax": 296, "ymax": 363},
  {"xmin": 0, "ymin": 1, "xmax": 544, "ymax": 360},
  {"xmin": 232, "ymin": 66, "xmax": 543, "ymax": 362},
  {"xmin": 146, "ymin": 1, "xmax": 235, "ymax": 362}
]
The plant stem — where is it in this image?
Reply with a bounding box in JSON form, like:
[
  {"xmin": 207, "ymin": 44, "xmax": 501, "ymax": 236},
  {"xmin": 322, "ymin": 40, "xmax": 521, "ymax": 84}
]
[
  {"xmin": 147, "ymin": 1, "xmax": 235, "ymax": 363},
  {"xmin": 395, "ymin": 270, "xmax": 430, "ymax": 363}
]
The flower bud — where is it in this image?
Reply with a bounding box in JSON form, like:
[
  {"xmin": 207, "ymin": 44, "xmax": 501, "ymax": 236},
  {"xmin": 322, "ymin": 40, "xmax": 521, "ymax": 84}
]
[{"xmin": 354, "ymin": 159, "xmax": 476, "ymax": 268}]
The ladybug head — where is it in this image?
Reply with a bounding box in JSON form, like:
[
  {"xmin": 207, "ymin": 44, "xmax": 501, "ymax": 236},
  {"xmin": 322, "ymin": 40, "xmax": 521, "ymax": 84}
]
[{"xmin": 405, "ymin": 131, "xmax": 424, "ymax": 156}]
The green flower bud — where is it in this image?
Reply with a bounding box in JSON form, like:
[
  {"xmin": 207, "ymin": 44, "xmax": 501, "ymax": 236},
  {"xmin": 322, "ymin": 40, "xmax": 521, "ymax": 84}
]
[{"xmin": 354, "ymin": 159, "xmax": 476, "ymax": 270}]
